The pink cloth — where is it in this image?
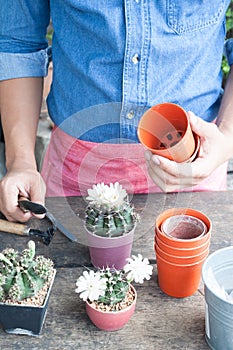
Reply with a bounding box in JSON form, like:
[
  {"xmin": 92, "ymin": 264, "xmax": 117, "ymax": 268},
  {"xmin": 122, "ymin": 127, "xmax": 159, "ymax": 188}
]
[{"xmin": 41, "ymin": 126, "xmax": 228, "ymax": 197}]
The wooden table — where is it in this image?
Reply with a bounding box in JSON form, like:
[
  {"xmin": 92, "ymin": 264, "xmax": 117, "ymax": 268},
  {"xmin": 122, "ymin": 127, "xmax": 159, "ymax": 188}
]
[{"xmin": 0, "ymin": 190, "xmax": 232, "ymax": 350}]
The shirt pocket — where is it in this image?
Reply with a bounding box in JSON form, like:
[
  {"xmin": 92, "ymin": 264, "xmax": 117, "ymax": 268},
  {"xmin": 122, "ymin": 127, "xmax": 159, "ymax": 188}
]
[{"xmin": 167, "ymin": 0, "xmax": 225, "ymax": 35}]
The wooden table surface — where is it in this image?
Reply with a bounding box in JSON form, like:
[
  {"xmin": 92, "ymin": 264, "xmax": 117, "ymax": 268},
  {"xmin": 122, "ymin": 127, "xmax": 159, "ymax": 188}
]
[{"xmin": 0, "ymin": 190, "xmax": 233, "ymax": 350}]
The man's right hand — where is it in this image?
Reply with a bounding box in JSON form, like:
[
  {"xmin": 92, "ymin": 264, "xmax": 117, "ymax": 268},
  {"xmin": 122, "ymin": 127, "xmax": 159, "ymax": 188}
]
[{"xmin": 0, "ymin": 167, "xmax": 46, "ymax": 222}]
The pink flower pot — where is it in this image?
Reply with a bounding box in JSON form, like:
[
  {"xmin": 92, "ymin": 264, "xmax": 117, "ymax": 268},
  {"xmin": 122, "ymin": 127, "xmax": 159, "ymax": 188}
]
[
  {"xmin": 86, "ymin": 227, "xmax": 135, "ymax": 269},
  {"xmin": 86, "ymin": 285, "xmax": 137, "ymax": 331}
]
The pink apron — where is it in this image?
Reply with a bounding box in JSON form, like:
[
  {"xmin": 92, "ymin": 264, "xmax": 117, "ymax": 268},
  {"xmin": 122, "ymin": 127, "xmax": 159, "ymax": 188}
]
[{"xmin": 41, "ymin": 126, "xmax": 228, "ymax": 197}]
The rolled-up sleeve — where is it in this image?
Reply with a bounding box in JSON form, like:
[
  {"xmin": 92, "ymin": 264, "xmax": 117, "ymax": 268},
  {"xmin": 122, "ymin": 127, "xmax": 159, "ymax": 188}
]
[
  {"xmin": 0, "ymin": 48, "xmax": 51, "ymax": 81},
  {"xmin": 224, "ymin": 38, "xmax": 233, "ymax": 66},
  {"xmin": 0, "ymin": 0, "xmax": 51, "ymax": 81}
]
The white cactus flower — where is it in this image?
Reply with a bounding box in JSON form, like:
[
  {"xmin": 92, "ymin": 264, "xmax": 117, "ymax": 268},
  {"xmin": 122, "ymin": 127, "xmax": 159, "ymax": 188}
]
[
  {"xmin": 86, "ymin": 182, "xmax": 127, "ymax": 209},
  {"xmin": 124, "ymin": 254, "xmax": 153, "ymax": 284},
  {"xmin": 75, "ymin": 270, "xmax": 107, "ymax": 302}
]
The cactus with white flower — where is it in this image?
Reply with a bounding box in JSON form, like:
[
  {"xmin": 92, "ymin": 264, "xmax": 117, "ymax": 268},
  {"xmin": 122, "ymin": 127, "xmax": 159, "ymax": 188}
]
[
  {"xmin": 0, "ymin": 240, "xmax": 54, "ymax": 302},
  {"xmin": 75, "ymin": 254, "xmax": 153, "ymax": 307},
  {"xmin": 85, "ymin": 182, "xmax": 140, "ymax": 237}
]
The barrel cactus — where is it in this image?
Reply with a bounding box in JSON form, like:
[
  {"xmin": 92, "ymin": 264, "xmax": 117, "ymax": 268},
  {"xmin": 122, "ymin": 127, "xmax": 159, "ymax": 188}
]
[
  {"xmin": 85, "ymin": 182, "xmax": 140, "ymax": 237},
  {"xmin": 0, "ymin": 240, "xmax": 54, "ymax": 302}
]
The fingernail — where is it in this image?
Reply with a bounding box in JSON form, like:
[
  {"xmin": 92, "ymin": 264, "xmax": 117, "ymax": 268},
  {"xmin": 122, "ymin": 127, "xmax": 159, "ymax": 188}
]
[
  {"xmin": 144, "ymin": 151, "xmax": 151, "ymax": 161},
  {"xmin": 152, "ymin": 156, "xmax": 160, "ymax": 165}
]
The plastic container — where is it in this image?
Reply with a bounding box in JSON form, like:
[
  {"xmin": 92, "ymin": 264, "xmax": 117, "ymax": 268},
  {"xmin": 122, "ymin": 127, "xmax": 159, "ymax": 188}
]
[{"xmin": 202, "ymin": 246, "xmax": 233, "ymax": 350}]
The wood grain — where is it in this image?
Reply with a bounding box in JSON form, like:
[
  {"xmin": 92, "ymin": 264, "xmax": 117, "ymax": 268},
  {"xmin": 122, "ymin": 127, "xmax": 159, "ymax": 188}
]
[{"xmin": 0, "ymin": 190, "xmax": 232, "ymax": 349}]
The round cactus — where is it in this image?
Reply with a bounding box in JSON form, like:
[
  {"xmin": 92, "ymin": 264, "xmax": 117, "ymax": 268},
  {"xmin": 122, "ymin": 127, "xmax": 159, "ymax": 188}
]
[{"xmin": 85, "ymin": 182, "xmax": 140, "ymax": 237}]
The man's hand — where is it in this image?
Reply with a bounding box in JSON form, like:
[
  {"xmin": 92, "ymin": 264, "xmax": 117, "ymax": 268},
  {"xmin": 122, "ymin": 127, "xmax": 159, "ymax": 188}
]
[
  {"xmin": 145, "ymin": 111, "xmax": 233, "ymax": 192},
  {"xmin": 0, "ymin": 167, "xmax": 46, "ymax": 222}
]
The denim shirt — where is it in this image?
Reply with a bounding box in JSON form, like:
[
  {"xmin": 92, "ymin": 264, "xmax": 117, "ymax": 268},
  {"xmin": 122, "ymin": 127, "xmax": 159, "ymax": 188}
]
[{"xmin": 0, "ymin": 0, "xmax": 232, "ymax": 143}]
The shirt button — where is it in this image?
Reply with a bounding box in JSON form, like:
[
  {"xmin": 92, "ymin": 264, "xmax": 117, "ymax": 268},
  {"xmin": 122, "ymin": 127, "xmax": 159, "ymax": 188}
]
[
  {"xmin": 127, "ymin": 111, "xmax": 134, "ymax": 119},
  {"xmin": 132, "ymin": 54, "xmax": 140, "ymax": 64}
]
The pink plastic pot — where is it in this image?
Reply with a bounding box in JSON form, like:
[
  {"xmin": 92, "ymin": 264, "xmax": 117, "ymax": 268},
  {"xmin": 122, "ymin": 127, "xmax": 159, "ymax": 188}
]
[
  {"xmin": 86, "ymin": 227, "xmax": 135, "ymax": 269},
  {"xmin": 86, "ymin": 285, "xmax": 137, "ymax": 331},
  {"xmin": 137, "ymin": 103, "xmax": 198, "ymax": 163}
]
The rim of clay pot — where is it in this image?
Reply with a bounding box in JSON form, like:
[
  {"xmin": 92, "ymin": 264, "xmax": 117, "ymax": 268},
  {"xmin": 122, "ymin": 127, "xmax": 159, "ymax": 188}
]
[
  {"xmin": 154, "ymin": 242, "xmax": 209, "ymax": 264},
  {"xmin": 155, "ymin": 248, "xmax": 208, "ymax": 267},
  {"xmin": 185, "ymin": 132, "xmax": 200, "ymax": 163},
  {"xmin": 137, "ymin": 102, "xmax": 195, "ymax": 162},
  {"xmin": 155, "ymin": 234, "xmax": 210, "ymax": 256},
  {"xmin": 86, "ymin": 284, "xmax": 137, "ymax": 315},
  {"xmin": 161, "ymin": 214, "xmax": 207, "ymax": 240},
  {"xmin": 155, "ymin": 208, "xmax": 212, "ymax": 248}
]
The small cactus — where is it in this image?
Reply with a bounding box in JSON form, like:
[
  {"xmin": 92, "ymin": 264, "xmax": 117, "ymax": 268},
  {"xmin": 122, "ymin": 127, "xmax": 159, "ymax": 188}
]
[
  {"xmin": 85, "ymin": 182, "xmax": 140, "ymax": 237},
  {"xmin": 0, "ymin": 240, "xmax": 54, "ymax": 302},
  {"xmin": 97, "ymin": 268, "xmax": 129, "ymax": 305}
]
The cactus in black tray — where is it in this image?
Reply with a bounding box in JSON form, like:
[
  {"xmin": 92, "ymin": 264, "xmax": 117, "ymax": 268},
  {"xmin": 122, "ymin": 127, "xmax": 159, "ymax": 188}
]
[
  {"xmin": 0, "ymin": 240, "xmax": 54, "ymax": 302},
  {"xmin": 85, "ymin": 182, "xmax": 140, "ymax": 237}
]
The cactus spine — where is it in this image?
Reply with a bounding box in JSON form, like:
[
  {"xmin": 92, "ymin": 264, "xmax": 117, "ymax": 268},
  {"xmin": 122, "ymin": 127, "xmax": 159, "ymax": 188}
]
[
  {"xmin": 97, "ymin": 268, "xmax": 129, "ymax": 305},
  {"xmin": 85, "ymin": 202, "xmax": 138, "ymax": 237},
  {"xmin": 0, "ymin": 240, "xmax": 54, "ymax": 302}
]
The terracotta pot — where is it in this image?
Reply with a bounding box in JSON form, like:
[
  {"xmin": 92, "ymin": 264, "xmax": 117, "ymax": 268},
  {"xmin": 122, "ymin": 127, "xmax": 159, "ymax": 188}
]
[
  {"xmin": 161, "ymin": 214, "xmax": 206, "ymax": 240},
  {"xmin": 155, "ymin": 234, "xmax": 210, "ymax": 257},
  {"xmin": 156, "ymin": 251, "xmax": 206, "ymax": 298},
  {"xmin": 155, "ymin": 241, "xmax": 209, "ymax": 264},
  {"xmin": 137, "ymin": 103, "xmax": 198, "ymax": 162},
  {"xmin": 86, "ymin": 285, "xmax": 137, "ymax": 331},
  {"xmin": 155, "ymin": 208, "xmax": 212, "ymax": 249},
  {"xmin": 86, "ymin": 226, "xmax": 135, "ymax": 269}
]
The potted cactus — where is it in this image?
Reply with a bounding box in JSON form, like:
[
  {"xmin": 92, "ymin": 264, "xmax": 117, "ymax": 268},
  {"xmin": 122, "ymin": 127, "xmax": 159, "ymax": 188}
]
[
  {"xmin": 0, "ymin": 240, "xmax": 56, "ymax": 336},
  {"xmin": 75, "ymin": 254, "xmax": 153, "ymax": 331},
  {"xmin": 84, "ymin": 182, "xmax": 140, "ymax": 269}
]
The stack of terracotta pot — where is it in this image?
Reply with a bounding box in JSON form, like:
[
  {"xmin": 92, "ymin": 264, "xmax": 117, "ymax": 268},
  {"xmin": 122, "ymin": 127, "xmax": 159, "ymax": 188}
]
[{"xmin": 154, "ymin": 208, "xmax": 212, "ymax": 298}]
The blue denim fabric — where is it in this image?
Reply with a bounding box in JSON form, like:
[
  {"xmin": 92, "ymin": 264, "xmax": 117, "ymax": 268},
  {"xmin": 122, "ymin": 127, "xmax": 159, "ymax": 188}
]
[{"xmin": 0, "ymin": 0, "xmax": 232, "ymax": 143}]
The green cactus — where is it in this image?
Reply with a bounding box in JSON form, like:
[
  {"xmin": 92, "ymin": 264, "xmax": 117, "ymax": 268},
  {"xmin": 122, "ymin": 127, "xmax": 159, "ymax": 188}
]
[
  {"xmin": 98, "ymin": 268, "xmax": 129, "ymax": 305},
  {"xmin": 0, "ymin": 240, "xmax": 54, "ymax": 302},
  {"xmin": 85, "ymin": 201, "xmax": 139, "ymax": 237}
]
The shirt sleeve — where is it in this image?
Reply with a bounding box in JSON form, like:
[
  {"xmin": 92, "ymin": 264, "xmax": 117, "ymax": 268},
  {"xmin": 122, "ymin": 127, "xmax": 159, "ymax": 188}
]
[
  {"xmin": 0, "ymin": 48, "xmax": 51, "ymax": 81},
  {"xmin": 224, "ymin": 38, "xmax": 233, "ymax": 66},
  {"xmin": 0, "ymin": 0, "xmax": 51, "ymax": 81}
]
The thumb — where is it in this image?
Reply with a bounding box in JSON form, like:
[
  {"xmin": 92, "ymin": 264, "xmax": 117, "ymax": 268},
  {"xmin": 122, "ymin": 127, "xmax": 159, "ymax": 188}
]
[{"xmin": 188, "ymin": 111, "xmax": 214, "ymax": 139}]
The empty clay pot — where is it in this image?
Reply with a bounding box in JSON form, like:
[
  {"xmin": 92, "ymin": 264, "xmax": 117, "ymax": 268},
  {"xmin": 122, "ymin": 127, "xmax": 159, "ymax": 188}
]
[
  {"xmin": 155, "ymin": 208, "xmax": 212, "ymax": 249},
  {"xmin": 161, "ymin": 214, "xmax": 206, "ymax": 240},
  {"xmin": 137, "ymin": 103, "xmax": 199, "ymax": 163}
]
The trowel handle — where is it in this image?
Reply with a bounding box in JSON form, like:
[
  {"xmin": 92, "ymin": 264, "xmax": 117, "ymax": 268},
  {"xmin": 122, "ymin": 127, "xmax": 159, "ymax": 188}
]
[{"xmin": 0, "ymin": 219, "xmax": 29, "ymax": 236}]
